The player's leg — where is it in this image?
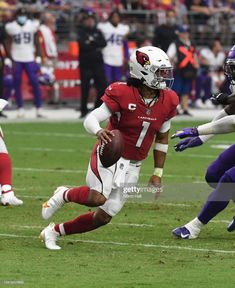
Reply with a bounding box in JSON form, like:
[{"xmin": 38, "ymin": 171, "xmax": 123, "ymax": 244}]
[
  {"xmin": 13, "ymin": 62, "xmax": 24, "ymax": 113},
  {"xmin": 205, "ymin": 144, "xmax": 235, "ymax": 188},
  {"xmin": 0, "ymin": 128, "xmax": 23, "ymax": 206},
  {"xmin": 93, "ymin": 66, "xmax": 107, "ymax": 108},
  {"xmin": 24, "ymin": 62, "xmax": 42, "ymax": 117},
  {"xmin": 113, "ymin": 66, "xmax": 122, "ymax": 82},
  {"xmin": 41, "ymin": 144, "xmax": 113, "ymax": 220},
  {"xmin": 103, "ymin": 63, "xmax": 113, "ymax": 85},
  {"xmin": 40, "ymin": 158, "xmax": 131, "ymax": 250},
  {"xmin": 173, "ymin": 166, "xmax": 235, "ymax": 239}
]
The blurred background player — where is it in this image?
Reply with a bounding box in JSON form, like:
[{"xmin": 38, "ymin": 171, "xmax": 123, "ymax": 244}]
[
  {"xmin": 172, "ymin": 45, "xmax": 235, "ymax": 239},
  {"xmin": 39, "ymin": 12, "xmax": 59, "ymax": 103},
  {"xmin": 167, "ymin": 25, "xmax": 198, "ymax": 116},
  {"xmin": 0, "ymin": 99, "xmax": 23, "ymax": 206},
  {"xmin": 98, "ymin": 10, "xmax": 130, "ymax": 84},
  {"xmin": 77, "ymin": 10, "xmax": 107, "ymax": 118},
  {"xmin": 0, "ymin": 9, "xmax": 6, "ymax": 118},
  {"xmin": 5, "ymin": 7, "xmax": 43, "ymax": 118},
  {"xmin": 40, "ymin": 46, "xmax": 179, "ymax": 250},
  {"xmin": 195, "ymin": 38, "xmax": 226, "ymax": 109}
]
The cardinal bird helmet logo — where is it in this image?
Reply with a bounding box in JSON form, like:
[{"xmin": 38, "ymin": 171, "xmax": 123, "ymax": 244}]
[{"xmin": 136, "ymin": 51, "xmax": 151, "ymax": 68}]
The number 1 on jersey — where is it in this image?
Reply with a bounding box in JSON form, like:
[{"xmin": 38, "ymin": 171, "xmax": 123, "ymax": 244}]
[{"xmin": 136, "ymin": 121, "xmax": 151, "ymax": 148}]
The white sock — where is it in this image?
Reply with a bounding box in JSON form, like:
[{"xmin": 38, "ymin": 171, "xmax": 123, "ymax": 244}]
[
  {"xmin": 59, "ymin": 224, "xmax": 66, "ymax": 236},
  {"xmin": 2, "ymin": 184, "xmax": 12, "ymax": 193},
  {"xmin": 187, "ymin": 217, "xmax": 204, "ymax": 230}
]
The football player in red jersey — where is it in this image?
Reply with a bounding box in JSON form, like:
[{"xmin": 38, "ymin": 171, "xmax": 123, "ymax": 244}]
[
  {"xmin": 0, "ymin": 100, "xmax": 23, "ymax": 206},
  {"xmin": 40, "ymin": 46, "xmax": 179, "ymax": 250}
]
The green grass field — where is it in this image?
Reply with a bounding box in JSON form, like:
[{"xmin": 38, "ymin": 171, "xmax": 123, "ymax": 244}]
[{"xmin": 1, "ymin": 120, "xmax": 235, "ymax": 288}]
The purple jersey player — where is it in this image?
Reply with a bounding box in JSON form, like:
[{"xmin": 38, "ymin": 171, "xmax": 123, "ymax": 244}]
[
  {"xmin": 5, "ymin": 8, "xmax": 43, "ymax": 118},
  {"xmin": 171, "ymin": 45, "xmax": 235, "ymax": 239}
]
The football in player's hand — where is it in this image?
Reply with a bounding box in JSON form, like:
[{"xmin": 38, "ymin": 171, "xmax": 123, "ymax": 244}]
[{"xmin": 99, "ymin": 129, "xmax": 124, "ymax": 168}]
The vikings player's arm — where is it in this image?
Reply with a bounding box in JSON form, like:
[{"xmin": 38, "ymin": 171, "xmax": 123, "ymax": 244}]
[{"xmin": 172, "ymin": 114, "xmax": 235, "ymax": 139}]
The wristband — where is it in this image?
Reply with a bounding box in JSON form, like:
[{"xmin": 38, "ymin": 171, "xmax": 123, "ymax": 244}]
[
  {"xmin": 153, "ymin": 168, "xmax": 163, "ymax": 178},
  {"xmin": 154, "ymin": 143, "xmax": 168, "ymax": 153}
]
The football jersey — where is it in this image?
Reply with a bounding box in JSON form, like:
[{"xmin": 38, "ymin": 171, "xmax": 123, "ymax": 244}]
[
  {"xmin": 5, "ymin": 20, "xmax": 40, "ymax": 62},
  {"xmin": 97, "ymin": 22, "xmax": 129, "ymax": 67},
  {"xmin": 101, "ymin": 82, "xmax": 179, "ymax": 161}
]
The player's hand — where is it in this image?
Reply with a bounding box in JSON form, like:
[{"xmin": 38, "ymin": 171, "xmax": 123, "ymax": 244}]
[
  {"xmin": 171, "ymin": 127, "xmax": 199, "ymax": 139},
  {"xmin": 148, "ymin": 175, "xmax": 162, "ymax": 199},
  {"xmin": 210, "ymin": 92, "xmax": 229, "ymax": 105},
  {"xmin": 96, "ymin": 129, "xmax": 114, "ymax": 144},
  {"xmin": 174, "ymin": 136, "xmax": 203, "ymax": 152}
]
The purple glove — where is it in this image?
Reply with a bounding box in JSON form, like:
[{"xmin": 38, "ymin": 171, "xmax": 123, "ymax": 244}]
[
  {"xmin": 174, "ymin": 136, "xmax": 203, "ymax": 152},
  {"xmin": 171, "ymin": 127, "xmax": 199, "ymax": 139}
]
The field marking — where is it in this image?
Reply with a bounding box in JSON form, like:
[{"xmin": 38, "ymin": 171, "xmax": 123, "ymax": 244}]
[
  {"xmin": 13, "ymin": 167, "xmax": 86, "ymax": 174},
  {"xmin": 17, "ymin": 147, "xmax": 91, "ymax": 154},
  {"xmin": 211, "ymin": 145, "xmax": 231, "ymax": 150},
  {"xmin": 5, "ymin": 131, "xmax": 89, "ymax": 138},
  {"xmin": 11, "ymin": 222, "xmax": 154, "ymax": 230},
  {"xmin": 211, "ymin": 220, "xmax": 230, "ymax": 224},
  {"xmin": 0, "ymin": 232, "xmax": 235, "ymax": 254},
  {"xmin": 168, "ymin": 152, "xmax": 215, "ymax": 159},
  {"xmin": 13, "ymin": 166, "xmax": 203, "ymax": 180},
  {"xmin": 160, "ymin": 203, "xmax": 191, "ymax": 207},
  {"xmin": 18, "ymin": 194, "xmax": 193, "ymax": 207}
]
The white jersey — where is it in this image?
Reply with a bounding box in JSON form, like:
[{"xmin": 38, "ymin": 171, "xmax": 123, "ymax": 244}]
[
  {"xmin": 97, "ymin": 22, "xmax": 129, "ymax": 67},
  {"xmin": 200, "ymin": 48, "xmax": 225, "ymax": 71},
  {"xmin": 5, "ymin": 20, "xmax": 40, "ymax": 62}
]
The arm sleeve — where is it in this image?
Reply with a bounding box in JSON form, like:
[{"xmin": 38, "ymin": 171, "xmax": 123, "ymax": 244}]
[
  {"xmin": 199, "ymin": 109, "xmax": 228, "ymax": 143},
  {"xmin": 198, "ymin": 115, "xmax": 235, "ymax": 135},
  {"xmin": 83, "ymin": 103, "xmax": 112, "ymax": 135},
  {"xmin": 5, "ymin": 23, "xmax": 13, "ymax": 36}
]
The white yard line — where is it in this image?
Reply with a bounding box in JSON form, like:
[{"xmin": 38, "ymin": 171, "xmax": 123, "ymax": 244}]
[
  {"xmin": 13, "ymin": 167, "xmax": 85, "ymax": 174},
  {"xmin": 0, "ymin": 232, "xmax": 234, "ymax": 254},
  {"xmin": 211, "ymin": 220, "xmax": 230, "ymax": 224},
  {"xmin": 211, "ymin": 145, "xmax": 231, "ymax": 150},
  {"xmin": 167, "ymin": 152, "xmax": 215, "ymax": 159},
  {"xmin": 11, "ymin": 223, "xmax": 154, "ymax": 230},
  {"xmin": 5, "ymin": 131, "xmax": 89, "ymax": 138},
  {"xmin": 17, "ymin": 147, "xmax": 91, "ymax": 154},
  {"xmin": 18, "ymin": 194, "xmax": 193, "ymax": 207},
  {"xmin": 13, "ymin": 167, "xmax": 203, "ymax": 180}
]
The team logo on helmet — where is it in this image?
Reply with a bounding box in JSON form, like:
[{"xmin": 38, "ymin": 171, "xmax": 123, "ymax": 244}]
[{"xmin": 136, "ymin": 51, "xmax": 150, "ymax": 67}]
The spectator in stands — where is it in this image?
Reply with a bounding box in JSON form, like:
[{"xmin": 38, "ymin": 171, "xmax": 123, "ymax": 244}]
[
  {"xmin": 167, "ymin": 24, "xmax": 198, "ymax": 116},
  {"xmin": 174, "ymin": 0, "xmax": 189, "ymax": 25},
  {"xmin": 77, "ymin": 9, "xmax": 107, "ymax": 118},
  {"xmin": 195, "ymin": 38, "xmax": 226, "ymax": 108},
  {"xmin": 153, "ymin": 9, "xmax": 178, "ymax": 53},
  {"xmin": 185, "ymin": 0, "xmax": 211, "ymax": 45},
  {"xmin": 5, "ymin": 7, "xmax": 43, "ymax": 118},
  {"xmin": 98, "ymin": 10, "xmax": 129, "ymax": 84}
]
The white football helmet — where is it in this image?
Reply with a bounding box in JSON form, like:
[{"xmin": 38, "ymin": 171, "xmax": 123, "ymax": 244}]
[{"xmin": 129, "ymin": 46, "xmax": 174, "ymax": 90}]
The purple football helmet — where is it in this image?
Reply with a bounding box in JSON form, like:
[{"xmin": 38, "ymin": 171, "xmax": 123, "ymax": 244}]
[{"xmin": 224, "ymin": 45, "xmax": 235, "ymax": 84}]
